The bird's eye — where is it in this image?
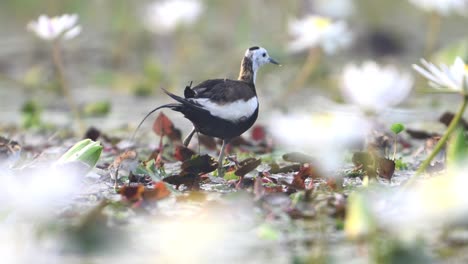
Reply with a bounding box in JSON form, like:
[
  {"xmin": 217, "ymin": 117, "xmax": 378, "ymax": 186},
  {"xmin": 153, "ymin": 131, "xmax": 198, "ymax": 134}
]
[{"xmin": 262, "ymin": 53, "xmax": 266, "ymax": 57}]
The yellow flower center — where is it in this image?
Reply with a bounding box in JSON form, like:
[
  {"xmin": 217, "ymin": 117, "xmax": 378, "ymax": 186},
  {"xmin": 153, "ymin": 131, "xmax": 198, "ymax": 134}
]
[
  {"xmin": 312, "ymin": 113, "xmax": 335, "ymax": 130},
  {"xmin": 311, "ymin": 17, "xmax": 332, "ymax": 30}
]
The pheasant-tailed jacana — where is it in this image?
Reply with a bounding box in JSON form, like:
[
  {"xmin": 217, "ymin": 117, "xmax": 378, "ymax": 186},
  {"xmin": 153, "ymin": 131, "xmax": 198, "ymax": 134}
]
[{"xmin": 133, "ymin": 46, "xmax": 279, "ymax": 176}]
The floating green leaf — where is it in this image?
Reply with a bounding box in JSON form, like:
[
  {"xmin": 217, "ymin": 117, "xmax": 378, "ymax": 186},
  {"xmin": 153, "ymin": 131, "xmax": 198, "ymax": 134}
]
[{"xmin": 390, "ymin": 123, "xmax": 405, "ymax": 135}]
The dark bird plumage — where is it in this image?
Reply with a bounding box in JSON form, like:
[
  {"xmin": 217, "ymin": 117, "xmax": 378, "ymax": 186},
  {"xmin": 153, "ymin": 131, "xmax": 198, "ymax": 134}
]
[{"xmin": 132, "ymin": 46, "xmax": 279, "ymax": 176}]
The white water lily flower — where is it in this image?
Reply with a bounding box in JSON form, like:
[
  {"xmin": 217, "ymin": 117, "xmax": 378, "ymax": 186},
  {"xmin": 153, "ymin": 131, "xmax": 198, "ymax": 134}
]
[
  {"xmin": 288, "ymin": 15, "xmax": 353, "ymax": 54},
  {"xmin": 269, "ymin": 111, "xmax": 369, "ymax": 171},
  {"xmin": 341, "ymin": 62, "xmax": 413, "ymax": 112},
  {"xmin": 375, "ymin": 167, "xmax": 468, "ymax": 239},
  {"xmin": 413, "ymin": 57, "xmax": 468, "ymax": 92},
  {"xmin": 27, "ymin": 14, "xmax": 81, "ymax": 41},
  {"xmin": 409, "ymin": 0, "xmax": 468, "ymax": 16},
  {"xmin": 143, "ymin": 0, "xmax": 203, "ymax": 34}
]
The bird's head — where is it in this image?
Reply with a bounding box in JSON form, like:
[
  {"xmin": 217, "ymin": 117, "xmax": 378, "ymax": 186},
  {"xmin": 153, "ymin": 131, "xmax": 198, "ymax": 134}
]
[{"xmin": 244, "ymin": 46, "xmax": 280, "ymax": 70}]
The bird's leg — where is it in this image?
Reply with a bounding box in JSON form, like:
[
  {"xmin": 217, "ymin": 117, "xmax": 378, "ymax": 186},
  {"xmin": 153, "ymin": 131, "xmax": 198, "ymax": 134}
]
[
  {"xmin": 183, "ymin": 127, "xmax": 196, "ymax": 147},
  {"xmin": 217, "ymin": 140, "xmax": 228, "ymax": 177}
]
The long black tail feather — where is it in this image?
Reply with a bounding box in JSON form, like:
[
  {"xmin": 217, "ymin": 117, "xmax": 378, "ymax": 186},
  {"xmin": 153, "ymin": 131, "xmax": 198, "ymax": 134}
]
[
  {"xmin": 130, "ymin": 103, "xmax": 180, "ymax": 142},
  {"xmin": 161, "ymin": 88, "xmax": 207, "ymax": 112}
]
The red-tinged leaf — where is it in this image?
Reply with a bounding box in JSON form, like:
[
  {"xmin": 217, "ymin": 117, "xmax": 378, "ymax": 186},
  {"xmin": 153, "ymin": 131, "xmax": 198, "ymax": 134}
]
[
  {"xmin": 235, "ymin": 158, "xmax": 262, "ymax": 177},
  {"xmin": 174, "ymin": 145, "xmax": 196, "ymax": 161},
  {"xmin": 153, "ymin": 112, "xmax": 174, "ymax": 137},
  {"xmin": 251, "ymin": 125, "xmax": 266, "ymax": 141},
  {"xmin": 119, "ymin": 184, "xmax": 145, "ymax": 202},
  {"xmin": 291, "ymin": 175, "xmax": 306, "ymax": 190},
  {"xmin": 291, "ymin": 163, "xmax": 320, "ymax": 190},
  {"xmin": 142, "ymin": 182, "xmax": 171, "ymax": 201},
  {"xmin": 377, "ymin": 158, "xmax": 395, "ymax": 180}
]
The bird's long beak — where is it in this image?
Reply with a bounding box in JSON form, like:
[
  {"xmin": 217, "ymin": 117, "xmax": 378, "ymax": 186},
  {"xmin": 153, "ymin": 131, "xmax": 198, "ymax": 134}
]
[{"xmin": 269, "ymin": 57, "xmax": 281, "ymax": 66}]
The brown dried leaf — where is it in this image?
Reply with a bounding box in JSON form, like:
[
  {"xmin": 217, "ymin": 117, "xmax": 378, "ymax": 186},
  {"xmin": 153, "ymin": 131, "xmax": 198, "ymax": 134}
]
[
  {"xmin": 439, "ymin": 112, "xmax": 468, "ymax": 129},
  {"xmin": 406, "ymin": 129, "xmax": 436, "ymax": 140},
  {"xmin": 377, "ymin": 158, "xmax": 395, "ymax": 180},
  {"xmin": 291, "ymin": 163, "xmax": 317, "ymax": 190},
  {"xmin": 235, "ymin": 158, "xmax": 262, "ymax": 177},
  {"xmin": 181, "ymin": 154, "xmax": 218, "ymax": 174},
  {"xmin": 163, "ymin": 173, "xmax": 200, "ymax": 190}
]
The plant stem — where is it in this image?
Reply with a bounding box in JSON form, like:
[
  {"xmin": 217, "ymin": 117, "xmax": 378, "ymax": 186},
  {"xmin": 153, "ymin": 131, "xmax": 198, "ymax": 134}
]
[
  {"xmin": 414, "ymin": 95, "xmax": 468, "ymax": 176},
  {"xmin": 51, "ymin": 41, "xmax": 84, "ymax": 135},
  {"xmin": 424, "ymin": 11, "xmax": 441, "ymax": 57},
  {"xmin": 288, "ymin": 47, "xmax": 321, "ymax": 93},
  {"xmin": 392, "ymin": 134, "xmax": 397, "ymax": 161}
]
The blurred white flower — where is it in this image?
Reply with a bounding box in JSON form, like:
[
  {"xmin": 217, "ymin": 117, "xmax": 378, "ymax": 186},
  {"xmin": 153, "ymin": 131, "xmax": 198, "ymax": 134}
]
[
  {"xmin": 413, "ymin": 57, "xmax": 468, "ymax": 92},
  {"xmin": 143, "ymin": 0, "xmax": 203, "ymax": 34},
  {"xmin": 27, "ymin": 14, "xmax": 81, "ymax": 41},
  {"xmin": 269, "ymin": 111, "xmax": 369, "ymax": 171},
  {"xmin": 288, "ymin": 15, "xmax": 353, "ymax": 54},
  {"xmin": 0, "ymin": 163, "xmax": 83, "ymax": 218},
  {"xmin": 375, "ymin": 168, "xmax": 468, "ymax": 239},
  {"xmin": 312, "ymin": 0, "xmax": 355, "ymax": 18},
  {"xmin": 341, "ymin": 61, "xmax": 413, "ymax": 112},
  {"xmin": 408, "ymin": 0, "xmax": 468, "ymax": 16}
]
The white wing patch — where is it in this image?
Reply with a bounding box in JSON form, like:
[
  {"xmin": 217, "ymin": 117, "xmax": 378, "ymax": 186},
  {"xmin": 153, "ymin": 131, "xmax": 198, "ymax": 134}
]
[{"xmin": 193, "ymin": 97, "xmax": 258, "ymax": 122}]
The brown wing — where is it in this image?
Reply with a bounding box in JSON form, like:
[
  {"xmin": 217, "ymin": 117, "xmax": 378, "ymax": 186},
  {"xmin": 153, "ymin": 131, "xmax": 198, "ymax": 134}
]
[{"xmin": 189, "ymin": 79, "xmax": 256, "ymax": 103}]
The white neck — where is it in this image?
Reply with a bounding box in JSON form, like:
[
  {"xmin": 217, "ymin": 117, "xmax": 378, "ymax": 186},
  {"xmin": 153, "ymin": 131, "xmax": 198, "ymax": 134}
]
[{"xmin": 252, "ymin": 62, "xmax": 259, "ymax": 84}]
